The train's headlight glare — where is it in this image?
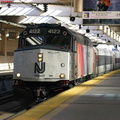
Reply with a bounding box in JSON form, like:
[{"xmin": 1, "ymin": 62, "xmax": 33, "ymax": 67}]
[
  {"xmin": 38, "ymin": 53, "xmax": 43, "ymax": 62},
  {"xmin": 60, "ymin": 73, "xmax": 65, "ymax": 78},
  {"xmin": 38, "ymin": 53, "xmax": 43, "ymax": 58},
  {"xmin": 16, "ymin": 73, "xmax": 21, "ymax": 77},
  {"xmin": 38, "ymin": 58, "xmax": 43, "ymax": 62}
]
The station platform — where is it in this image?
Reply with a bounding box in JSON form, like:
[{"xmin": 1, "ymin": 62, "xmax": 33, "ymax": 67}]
[
  {"xmin": 0, "ymin": 69, "xmax": 13, "ymax": 76},
  {"xmin": 11, "ymin": 69, "xmax": 120, "ymax": 120}
]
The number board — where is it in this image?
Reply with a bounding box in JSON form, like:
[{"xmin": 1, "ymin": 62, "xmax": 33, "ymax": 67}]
[
  {"xmin": 23, "ymin": 28, "xmax": 62, "ymax": 35},
  {"xmin": 28, "ymin": 29, "xmax": 41, "ymax": 34},
  {"xmin": 47, "ymin": 29, "xmax": 61, "ymax": 34}
]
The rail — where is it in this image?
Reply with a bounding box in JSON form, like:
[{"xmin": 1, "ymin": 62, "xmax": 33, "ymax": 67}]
[{"xmin": 0, "ymin": 74, "xmax": 13, "ymax": 100}]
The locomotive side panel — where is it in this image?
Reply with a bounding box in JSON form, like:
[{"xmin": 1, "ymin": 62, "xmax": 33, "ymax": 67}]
[
  {"xmin": 76, "ymin": 43, "xmax": 84, "ymax": 78},
  {"xmin": 75, "ymin": 42, "xmax": 94, "ymax": 79}
]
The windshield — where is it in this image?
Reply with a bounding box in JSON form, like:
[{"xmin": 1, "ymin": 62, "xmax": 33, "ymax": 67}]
[
  {"xmin": 19, "ymin": 36, "xmax": 44, "ymax": 47},
  {"xmin": 26, "ymin": 36, "xmax": 44, "ymax": 45},
  {"xmin": 46, "ymin": 35, "xmax": 70, "ymax": 49},
  {"xmin": 19, "ymin": 35, "xmax": 71, "ymax": 49}
]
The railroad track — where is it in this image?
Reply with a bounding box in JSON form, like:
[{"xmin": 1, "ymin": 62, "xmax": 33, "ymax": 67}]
[
  {"xmin": 0, "ymin": 74, "xmax": 13, "ymax": 101},
  {"xmin": 0, "ymin": 89, "xmax": 62, "ymax": 120},
  {"xmin": 0, "ymin": 95, "xmax": 36, "ymax": 120},
  {"xmin": 0, "ymin": 91, "xmax": 13, "ymax": 101}
]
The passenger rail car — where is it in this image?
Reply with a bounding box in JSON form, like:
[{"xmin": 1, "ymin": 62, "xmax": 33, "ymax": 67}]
[{"xmin": 13, "ymin": 24, "xmax": 120, "ymax": 100}]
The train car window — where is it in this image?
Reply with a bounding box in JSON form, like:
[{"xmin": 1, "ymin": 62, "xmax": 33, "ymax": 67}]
[
  {"xmin": 98, "ymin": 55, "xmax": 105, "ymax": 66},
  {"xmin": 115, "ymin": 58, "xmax": 120, "ymax": 63}
]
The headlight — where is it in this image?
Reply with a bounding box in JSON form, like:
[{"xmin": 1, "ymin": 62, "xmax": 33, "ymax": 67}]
[
  {"xmin": 60, "ymin": 73, "xmax": 65, "ymax": 78},
  {"xmin": 38, "ymin": 53, "xmax": 43, "ymax": 62},
  {"xmin": 38, "ymin": 53, "xmax": 43, "ymax": 58},
  {"xmin": 38, "ymin": 58, "xmax": 43, "ymax": 62},
  {"xmin": 16, "ymin": 73, "xmax": 21, "ymax": 77}
]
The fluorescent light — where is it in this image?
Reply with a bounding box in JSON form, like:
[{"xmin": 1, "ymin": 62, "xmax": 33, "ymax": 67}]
[
  {"xmin": 16, "ymin": 8, "xmax": 31, "ymax": 15},
  {"xmin": 8, "ymin": 7, "xmax": 23, "ymax": 15},
  {"xmin": 0, "ymin": 7, "xmax": 16, "ymax": 15}
]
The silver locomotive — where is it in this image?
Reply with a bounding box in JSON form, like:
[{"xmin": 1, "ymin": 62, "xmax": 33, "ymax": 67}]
[{"xmin": 13, "ymin": 24, "xmax": 120, "ymax": 100}]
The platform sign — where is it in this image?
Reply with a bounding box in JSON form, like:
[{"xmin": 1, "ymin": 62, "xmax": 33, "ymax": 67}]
[
  {"xmin": 0, "ymin": 0, "xmax": 13, "ymax": 3},
  {"xmin": 83, "ymin": 11, "xmax": 120, "ymax": 19},
  {"xmin": 83, "ymin": 0, "xmax": 120, "ymax": 24},
  {"xmin": 83, "ymin": 19, "xmax": 120, "ymax": 25}
]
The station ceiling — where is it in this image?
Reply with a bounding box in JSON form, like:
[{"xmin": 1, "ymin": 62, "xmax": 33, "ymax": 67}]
[{"xmin": 0, "ymin": 0, "xmax": 120, "ymax": 46}]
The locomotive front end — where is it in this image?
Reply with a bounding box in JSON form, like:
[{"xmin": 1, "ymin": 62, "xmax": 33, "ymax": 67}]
[
  {"xmin": 14, "ymin": 48, "xmax": 71, "ymax": 83},
  {"xmin": 13, "ymin": 24, "xmax": 73, "ymax": 100}
]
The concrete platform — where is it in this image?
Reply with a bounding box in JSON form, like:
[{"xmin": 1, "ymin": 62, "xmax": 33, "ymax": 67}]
[
  {"xmin": 0, "ymin": 70, "xmax": 13, "ymax": 76},
  {"xmin": 11, "ymin": 69, "xmax": 120, "ymax": 120}
]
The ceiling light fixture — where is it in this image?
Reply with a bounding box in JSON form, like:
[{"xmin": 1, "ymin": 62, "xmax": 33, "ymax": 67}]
[
  {"xmin": 43, "ymin": 3, "xmax": 48, "ymax": 12},
  {"xmin": 69, "ymin": 0, "xmax": 75, "ymax": 22},
  {"xmin": 7, "ymin": 3, "xmax": 11, "ymax": 8}
]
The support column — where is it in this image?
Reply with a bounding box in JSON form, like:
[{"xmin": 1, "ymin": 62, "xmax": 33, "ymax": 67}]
[
  {"xmin": 1, "ymin": 31, "xmax": 7, "ymax": 63},
  {"xmin": 74, "ymin": 0, "xmax": 83, "ymax": 12}
]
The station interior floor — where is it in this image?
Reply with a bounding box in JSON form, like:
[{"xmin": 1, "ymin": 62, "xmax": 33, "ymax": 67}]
[{"xmin": 11, "ymin": 69, "xmax": 120, "ymax": 120}]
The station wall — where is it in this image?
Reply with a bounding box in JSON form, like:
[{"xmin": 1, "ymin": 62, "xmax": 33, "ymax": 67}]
[{"xmin": 0, "ymin": 35, "xmax": 18, "ymax": 70}]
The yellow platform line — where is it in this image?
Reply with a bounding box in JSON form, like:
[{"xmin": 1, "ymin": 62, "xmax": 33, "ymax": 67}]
[{"xmin": 11, "ymin": 69, "xmax": 120, "ymax": 120}]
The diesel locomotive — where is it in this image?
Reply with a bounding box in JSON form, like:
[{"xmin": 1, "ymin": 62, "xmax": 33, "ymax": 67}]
[{"xmin": 13, "ymin": 24, "xmax": 120, "ymax": 100}]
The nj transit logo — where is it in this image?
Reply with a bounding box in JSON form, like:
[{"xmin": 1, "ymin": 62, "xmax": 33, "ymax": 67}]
[{"xmin": 34, "ymin": 62, "xmax": 45, "ymax": 73}]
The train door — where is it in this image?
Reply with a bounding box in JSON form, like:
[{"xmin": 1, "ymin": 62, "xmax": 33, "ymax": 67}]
[
  {"xmin": 72, "ymin": 37, "xmax": 78, "ymax": 80},
  {"xmin": 86, "ymin": 38, "xmax": 94, "ymax": 77},
  {"xmin": 111, "ymin": 51, "xmax": 114, "ymax": 70},
  {"xmin": 112, "ymin": 52, "xmax": 115, "ymax": 70},
  {"xmin": 84, "ymin": 44, "xmax": 87, "ymax": 76},
  {"xmin": 95, "ymin": 48, "xmax": 99, "ymax": 76},
  {"xmin": 83, "ymin": 38, "xmax": 88, "ymax": 77},
  {"xmin": 93, "ymin": 47, "xmax": 97, "ymax": 76},
  {"xmin": 104, "ymin": 50, "xmax": 107, "ymax": 73}
]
